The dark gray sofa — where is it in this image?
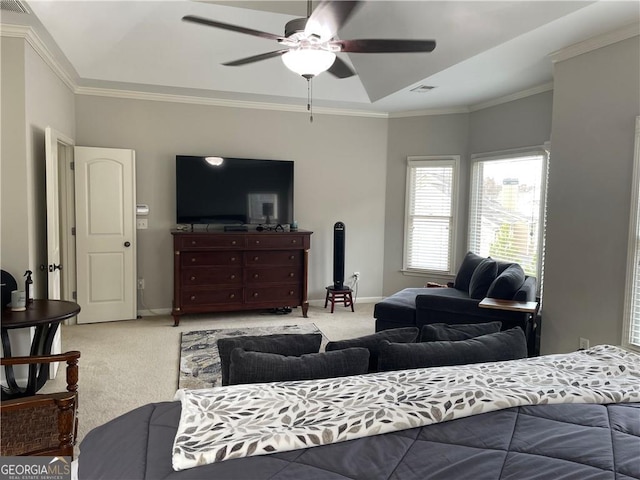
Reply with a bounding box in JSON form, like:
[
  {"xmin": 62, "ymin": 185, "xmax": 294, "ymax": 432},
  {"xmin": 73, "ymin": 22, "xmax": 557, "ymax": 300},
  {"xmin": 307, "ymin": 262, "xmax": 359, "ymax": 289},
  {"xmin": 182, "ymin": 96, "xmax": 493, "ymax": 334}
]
[{"xmin": 375, "ymin": 252, "xmax": 540, "ymax": 356}]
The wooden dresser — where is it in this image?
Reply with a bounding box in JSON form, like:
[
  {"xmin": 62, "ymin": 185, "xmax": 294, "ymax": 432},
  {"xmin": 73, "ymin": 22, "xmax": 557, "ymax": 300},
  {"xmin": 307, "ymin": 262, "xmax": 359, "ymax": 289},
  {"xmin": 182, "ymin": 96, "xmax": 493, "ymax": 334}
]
[{"xmin": 171, "ymin": 230, "xmax": 312, "ymax": 326}]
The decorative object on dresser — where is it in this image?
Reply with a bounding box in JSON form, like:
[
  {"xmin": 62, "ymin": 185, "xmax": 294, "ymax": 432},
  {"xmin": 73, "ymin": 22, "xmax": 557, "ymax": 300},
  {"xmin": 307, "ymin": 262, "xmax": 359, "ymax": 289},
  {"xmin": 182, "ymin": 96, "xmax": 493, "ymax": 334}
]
[{"xmin": 172, "ymin": 230, "xmax": 312, "ymax": 326}]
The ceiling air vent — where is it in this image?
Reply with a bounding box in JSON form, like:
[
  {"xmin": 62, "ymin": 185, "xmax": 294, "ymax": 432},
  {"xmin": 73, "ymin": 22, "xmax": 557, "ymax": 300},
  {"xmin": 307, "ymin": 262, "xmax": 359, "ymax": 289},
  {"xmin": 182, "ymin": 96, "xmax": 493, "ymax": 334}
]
[
  {"xmin": 0, "ymin": 0, "xmax": 29, "ymax": 13},
  {"xmin": 410, "ymin": 85, "xmax": 437, "ymax": 93}
]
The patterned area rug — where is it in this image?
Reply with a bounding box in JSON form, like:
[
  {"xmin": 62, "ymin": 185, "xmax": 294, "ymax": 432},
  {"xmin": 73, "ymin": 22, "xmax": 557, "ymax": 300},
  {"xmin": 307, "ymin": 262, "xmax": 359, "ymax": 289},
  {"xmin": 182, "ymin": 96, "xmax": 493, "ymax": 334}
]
[{"xmin": 179, "ymin": 323, "xmax": 325, "ymax": 390}]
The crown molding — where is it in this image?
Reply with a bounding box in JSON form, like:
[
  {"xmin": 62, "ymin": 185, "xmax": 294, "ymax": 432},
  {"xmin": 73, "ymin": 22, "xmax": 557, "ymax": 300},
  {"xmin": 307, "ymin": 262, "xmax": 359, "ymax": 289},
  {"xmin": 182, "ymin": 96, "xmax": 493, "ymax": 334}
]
[
  {"xmin": 469, "ymin": 82, "xmax": 554, "ymax": 112},
  {"xmin": 74, "ymin": 86, "xmax": 389, "ymax": 118},
  {"xmin": 0, "ymin": 23, "xmax": 76, "ymax": 92},
  {"xmin": 388, "ymin": 106, "xmax": 470, "ymax": 118},
  {"xmin": 550, "ymin": 22, "xmax": 640, "ymax": 64}
]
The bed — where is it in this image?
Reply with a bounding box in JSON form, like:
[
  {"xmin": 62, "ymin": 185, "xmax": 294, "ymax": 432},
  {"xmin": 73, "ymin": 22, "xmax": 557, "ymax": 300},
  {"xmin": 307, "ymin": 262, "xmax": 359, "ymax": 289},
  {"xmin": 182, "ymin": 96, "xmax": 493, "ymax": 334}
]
[{"xmin": 77, "ymin": 345, "xmax": 640, "ymax": 479}]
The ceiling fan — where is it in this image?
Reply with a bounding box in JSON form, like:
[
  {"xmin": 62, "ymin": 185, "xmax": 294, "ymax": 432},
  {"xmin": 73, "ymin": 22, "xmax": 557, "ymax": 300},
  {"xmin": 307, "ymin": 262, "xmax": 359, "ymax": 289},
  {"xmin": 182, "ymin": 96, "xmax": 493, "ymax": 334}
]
[{"xmin": 182, "ymin": 0, "xmax": 437, "ymax": 79}]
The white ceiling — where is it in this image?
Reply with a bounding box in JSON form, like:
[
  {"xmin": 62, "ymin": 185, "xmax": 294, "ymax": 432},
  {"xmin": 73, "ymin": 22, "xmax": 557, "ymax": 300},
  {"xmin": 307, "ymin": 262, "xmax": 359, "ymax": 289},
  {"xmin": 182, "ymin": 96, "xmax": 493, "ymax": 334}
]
[{"xmin": 11, "ymin": 1, "xmax": 640, "ymax": 114}]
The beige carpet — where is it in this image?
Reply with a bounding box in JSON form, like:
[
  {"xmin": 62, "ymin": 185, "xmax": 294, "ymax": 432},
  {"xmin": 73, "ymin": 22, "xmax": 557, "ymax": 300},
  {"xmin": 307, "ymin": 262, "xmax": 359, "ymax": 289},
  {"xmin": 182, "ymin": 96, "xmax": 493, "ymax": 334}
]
[{"xmin": 40, "ymin": 302, "xmax": 376, "ymax": 454}]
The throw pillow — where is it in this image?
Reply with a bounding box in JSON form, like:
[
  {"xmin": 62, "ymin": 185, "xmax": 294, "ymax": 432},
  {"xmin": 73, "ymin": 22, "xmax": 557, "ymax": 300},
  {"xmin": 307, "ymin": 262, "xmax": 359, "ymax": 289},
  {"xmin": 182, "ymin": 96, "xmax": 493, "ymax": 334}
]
[
  {"xmin": 420, "ymin": 321, "xmax": 503, "ymax": 342},
  {"xmin": 486, "ymin": 263, "xmax": 526, "ymax": 300},
  {"xmin": 217, "ymin": 333, "xmax": 322, "ymax": 386},
  {"xmin": 453, "ymin": 252, "xmax": 486, "ymax": 292},
  {"xmin": 468, "ymin": 258, "xmax": 498, "ymax": 299},
  {"xmin": 325, "ymin": 327, "xmax": 419, "ymax": 373},
  {"xmin": 228, "ymin": 347, "xmax": 370, "ymax": 385},
  {"xmin": 377, "ymin": 328, "xmax": 527, "ymax": 372}
]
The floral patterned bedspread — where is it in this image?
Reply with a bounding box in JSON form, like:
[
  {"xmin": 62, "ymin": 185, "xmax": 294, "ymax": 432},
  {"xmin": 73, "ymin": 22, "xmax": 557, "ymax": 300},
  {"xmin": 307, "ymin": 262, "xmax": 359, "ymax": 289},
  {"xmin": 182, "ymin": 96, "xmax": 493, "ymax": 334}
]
[{"xmin": 172, "ymin": 345, "xmax": 640, "ymax": 471}]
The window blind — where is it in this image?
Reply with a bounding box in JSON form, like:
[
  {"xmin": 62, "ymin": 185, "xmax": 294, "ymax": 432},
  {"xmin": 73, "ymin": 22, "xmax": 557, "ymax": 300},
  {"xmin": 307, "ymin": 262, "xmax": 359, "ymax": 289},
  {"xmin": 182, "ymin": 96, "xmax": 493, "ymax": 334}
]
[
  {"xmin": 468, "ymin": 151, "xmax": 548, "ymax": 281},
  {"xmin": 404, "ymin": 158, "xmax": 458, "ymax": 273},
  {"xmin": 624, "ymin": 118, "xmax": 640, "ymax": 350}
]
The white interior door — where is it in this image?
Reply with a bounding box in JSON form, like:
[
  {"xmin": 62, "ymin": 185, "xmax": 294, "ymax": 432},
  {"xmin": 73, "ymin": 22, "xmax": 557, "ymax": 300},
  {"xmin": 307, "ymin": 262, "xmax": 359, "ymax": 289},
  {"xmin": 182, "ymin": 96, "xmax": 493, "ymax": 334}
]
[
  {"xmin": 74, "ymin": 147, "xmax": 136, "ymax": 324},
  {"xmin": 45, "ymin": 127, "xmax": 76, "ymax": 375}
]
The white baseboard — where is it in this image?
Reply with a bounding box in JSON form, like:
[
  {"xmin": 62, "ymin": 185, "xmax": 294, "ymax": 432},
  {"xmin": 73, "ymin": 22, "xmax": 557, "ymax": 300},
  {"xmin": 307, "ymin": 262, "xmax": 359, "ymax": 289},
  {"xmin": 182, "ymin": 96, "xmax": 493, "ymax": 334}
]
[{"xmin": 137, "ymin": 307, "xmax": 172, "ymax": 317}]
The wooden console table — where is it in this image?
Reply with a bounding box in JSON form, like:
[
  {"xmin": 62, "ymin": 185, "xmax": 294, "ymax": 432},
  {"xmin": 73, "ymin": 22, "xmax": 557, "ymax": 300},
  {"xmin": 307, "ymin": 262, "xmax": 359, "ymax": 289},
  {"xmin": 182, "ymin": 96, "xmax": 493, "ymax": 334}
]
[
  {"xmin": 1, "ymin": 299, "xmax": 80, "ymax": 399},
  {"xmin": 171, "ymin": 230, "xmax": 312, "ymax": 326}
]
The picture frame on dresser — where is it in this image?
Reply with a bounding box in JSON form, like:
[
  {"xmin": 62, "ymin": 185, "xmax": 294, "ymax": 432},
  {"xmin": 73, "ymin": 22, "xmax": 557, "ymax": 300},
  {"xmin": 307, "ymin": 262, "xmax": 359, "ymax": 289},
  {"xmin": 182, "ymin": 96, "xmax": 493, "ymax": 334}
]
[{"xmin": 171, "ymin": 230, "xmax": 312, "ymax": 326}]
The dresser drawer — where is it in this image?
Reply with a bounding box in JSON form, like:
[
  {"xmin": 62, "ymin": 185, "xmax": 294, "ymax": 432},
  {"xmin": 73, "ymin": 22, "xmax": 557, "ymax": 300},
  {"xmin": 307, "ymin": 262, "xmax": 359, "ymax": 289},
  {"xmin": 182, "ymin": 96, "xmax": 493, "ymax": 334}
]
[
  {"xmin": 245, "ymin": 285, "xmax": 301, "ymax": 304},
  {"xmin": 245, "ymin": 250, "xmax": 302, "ymax": 266},
  {"xmin": 178, "ymin": 235, "xmax": 246, "ymax": 249},
  {"xmin": 181, "ymin": 287, "xmax": 243, "ymax": 305},
  {"xmin": 247, "ymin": 235, "xmax": 305, "ymax": 249},
  {"xmin": 181, "ymin": 251, "xmax": 242, "ymax": 267},
  {"xmin": 181, "ymin": 267, "xmax": 242, "ymax": 286},
  {"xmin": 245, "ymin": 266, "xmax": 301, "ymax": 284}
]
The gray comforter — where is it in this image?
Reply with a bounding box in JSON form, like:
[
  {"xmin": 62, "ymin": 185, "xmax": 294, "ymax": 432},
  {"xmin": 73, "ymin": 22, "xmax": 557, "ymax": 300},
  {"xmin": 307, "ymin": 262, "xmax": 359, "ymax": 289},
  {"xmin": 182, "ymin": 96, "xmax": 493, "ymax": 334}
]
[{"xmin": 78, "ymin": 400, "xmax": 640, "ymax": 479}]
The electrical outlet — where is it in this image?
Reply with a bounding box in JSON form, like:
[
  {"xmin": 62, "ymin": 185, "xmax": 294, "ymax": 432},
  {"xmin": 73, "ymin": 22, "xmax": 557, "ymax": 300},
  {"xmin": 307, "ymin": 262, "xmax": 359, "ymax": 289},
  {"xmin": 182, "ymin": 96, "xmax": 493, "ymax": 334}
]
[
  {"xmin": 136, "ymin": 218, "xmax": 148, "ymax": 229},
  {"xmin": 353, "ymin": 271, "xmax": 360, "ymax": 280},
  {"xmin": 137, "ymin": 278, "xmax": 145, "ymax": 290},
  {"xmin": 579, "ymin": 337, "xmax": 590, "ymax": 350}
]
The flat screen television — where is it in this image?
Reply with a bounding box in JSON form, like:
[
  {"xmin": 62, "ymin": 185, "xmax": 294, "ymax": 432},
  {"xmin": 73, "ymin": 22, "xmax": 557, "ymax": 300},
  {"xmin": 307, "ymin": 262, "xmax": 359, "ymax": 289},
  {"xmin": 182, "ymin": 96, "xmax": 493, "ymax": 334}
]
[{"xmin": 176, "ymin": 155, "xmax": 294, "ymax": 225}]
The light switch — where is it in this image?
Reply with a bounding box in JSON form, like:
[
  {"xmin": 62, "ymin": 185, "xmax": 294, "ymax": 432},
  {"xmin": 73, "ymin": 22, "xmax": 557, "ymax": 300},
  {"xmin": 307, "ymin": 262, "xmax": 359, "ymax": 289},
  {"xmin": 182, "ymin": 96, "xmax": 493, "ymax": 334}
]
[{"xmin": 136, "ymin": 218, "xmax": 148, "ymax": 229}]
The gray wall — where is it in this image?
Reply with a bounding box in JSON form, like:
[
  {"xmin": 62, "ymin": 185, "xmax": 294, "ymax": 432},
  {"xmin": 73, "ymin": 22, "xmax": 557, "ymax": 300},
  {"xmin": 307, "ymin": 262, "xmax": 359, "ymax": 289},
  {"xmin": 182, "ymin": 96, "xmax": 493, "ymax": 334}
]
[
  {"xmin": 74, "ymin": 96, "xmax": 389, "ymax": 309},
  {"xmin": 383, "ymin": 91, "xmax": 554, "ymax": 296},
  {"xmin": 543, "ymin": 36, "xmax": 640, "ymax": 354}
]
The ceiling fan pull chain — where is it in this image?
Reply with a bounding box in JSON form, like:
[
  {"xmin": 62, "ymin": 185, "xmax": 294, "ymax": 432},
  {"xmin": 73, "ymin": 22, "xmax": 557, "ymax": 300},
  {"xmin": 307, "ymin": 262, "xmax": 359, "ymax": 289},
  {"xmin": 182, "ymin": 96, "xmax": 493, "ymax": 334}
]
[{"xmin": 307, "ymin": 77, "xmax": 313, "ymax": 123}]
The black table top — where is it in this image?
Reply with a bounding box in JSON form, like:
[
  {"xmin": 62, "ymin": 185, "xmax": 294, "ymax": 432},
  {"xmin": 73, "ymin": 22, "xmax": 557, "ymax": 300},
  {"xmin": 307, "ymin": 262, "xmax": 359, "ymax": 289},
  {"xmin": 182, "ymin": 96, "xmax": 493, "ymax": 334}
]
[{"xmin": 1, "ymin": 299, "xmax": 80, "ymax": 329}]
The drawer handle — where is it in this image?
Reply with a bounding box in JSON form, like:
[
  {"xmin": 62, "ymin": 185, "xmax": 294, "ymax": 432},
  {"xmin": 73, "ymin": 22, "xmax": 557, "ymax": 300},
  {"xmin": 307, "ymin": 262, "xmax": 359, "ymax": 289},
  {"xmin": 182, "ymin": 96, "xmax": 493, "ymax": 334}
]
[
  {"xmin": 190, "ymin": 276, "xmax": 196, "ymax": 281},
  {"xmin": 254, "ymin": 256, "xmax": 259, "ymax": 261},
  {"xmin": 253, "ymin": 292, "xmax": 259, "ymax": 297},
  {"xmin": 231, "ymin": 257, "xmax": 236, "ymax": 262},
  {"xmin": 289, "ymin": 290, "xmax": 294, "ymax": 295},
  {"xmin": 191, "ymin": 240, "xmax": 197, "ymax": 245},
  {"xmin": 255, "ymin": 240, "xmax": 260, "ymax": 245},
  {"xmin": 190, "ymin": 295, "xmax": 196, "ymax": 301},
  {"xmin": 291, "ymin": 239, "xmax": 297, "ymax": 244},
  {"xmin": 230, "ymin": 274, "xmax": 236, "ymax": 280},
  {"xmin": 231, "ymin": 240, "xmax": 237, "ymax": 245},
  {"xmin": 289, "ymin": 255, "xmax": 295, "ymax": 260},
  {"xmin": 229, "ymin": 293, "xmax": 235, "ymax": 299},
  {"xmin": 191, "ymin": 258, "xmax": 196, "ymax": 263},
  {"xmin": 253, "ymin": 273, "xmax": 259, "ymax": 279},
  {"xmin": 289, "ymin": 272, "xmax": 295, "ymax": 277}
]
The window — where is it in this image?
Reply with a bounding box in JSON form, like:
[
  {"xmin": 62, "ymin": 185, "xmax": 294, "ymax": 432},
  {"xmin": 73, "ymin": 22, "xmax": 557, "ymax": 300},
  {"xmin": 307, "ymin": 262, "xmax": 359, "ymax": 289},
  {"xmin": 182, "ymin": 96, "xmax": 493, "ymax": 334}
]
[
  {"xmin": 403, "ymin": 156, "xmax": 459, "ymax": 274},
  {"xmin": 468, "ymin": 147, "xmax": 548, "ymax": 284},
  {"xmin": 623, "ymin": 117, "xmax": 640, "ymax": 352}
]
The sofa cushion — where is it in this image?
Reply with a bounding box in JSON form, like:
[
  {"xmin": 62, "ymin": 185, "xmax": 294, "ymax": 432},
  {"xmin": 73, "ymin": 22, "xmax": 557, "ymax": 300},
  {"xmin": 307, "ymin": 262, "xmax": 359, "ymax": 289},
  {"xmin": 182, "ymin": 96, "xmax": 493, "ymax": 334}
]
[
  {"xmin": 468, "ymin": 258, "xmax": 498, "ymax": 299},
  {"xmin": 377, "ymin": 328, "xmax": 528, "ymax": 371},
  {"xmin": 487, "ymin": 264, "xmax": 526, "ymax": 300},
  {"xmin": 453, "ymin": 252, "xmax": 486, "ymax": 292},
  {"xmin": 217, "ymin": 333, "xmax": 322, "ymax": 386},
  {"xmin": 420, "ymin": 321, "xmax": 503, "ymax": 342},
  {"xmin": 228, "ymin": 347, "xmax": 370, "ymax": 385},
  {"xmin": 326, "ymin": 327, "xmax": 419, "ymax": 373}
]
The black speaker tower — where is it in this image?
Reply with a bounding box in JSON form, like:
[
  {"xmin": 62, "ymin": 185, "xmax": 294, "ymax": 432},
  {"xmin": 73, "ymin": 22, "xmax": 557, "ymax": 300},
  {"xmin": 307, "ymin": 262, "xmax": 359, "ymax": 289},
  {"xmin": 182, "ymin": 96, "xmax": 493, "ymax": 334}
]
[{"xmin": 333, "ymin": 221, "xmax": 346, "ymax": 290}]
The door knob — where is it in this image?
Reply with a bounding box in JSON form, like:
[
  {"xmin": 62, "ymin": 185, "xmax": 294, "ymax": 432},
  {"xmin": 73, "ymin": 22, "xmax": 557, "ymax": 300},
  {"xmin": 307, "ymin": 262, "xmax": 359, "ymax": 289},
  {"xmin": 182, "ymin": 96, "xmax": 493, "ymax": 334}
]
[
  {"xmin": 48, "ymin": 264, "xmax": 62, "ymax": 272},
  {"xmin": 124, "ymin": 241, "xmax": 131, "ymax": 247}
]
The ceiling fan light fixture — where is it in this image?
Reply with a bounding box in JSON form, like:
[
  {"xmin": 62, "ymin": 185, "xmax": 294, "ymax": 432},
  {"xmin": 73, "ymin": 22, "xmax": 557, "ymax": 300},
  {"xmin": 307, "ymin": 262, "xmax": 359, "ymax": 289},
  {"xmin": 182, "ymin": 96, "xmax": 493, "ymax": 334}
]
[{"xmin": 282, "ymin": 48, "xmax": 336, "ymax": 78}]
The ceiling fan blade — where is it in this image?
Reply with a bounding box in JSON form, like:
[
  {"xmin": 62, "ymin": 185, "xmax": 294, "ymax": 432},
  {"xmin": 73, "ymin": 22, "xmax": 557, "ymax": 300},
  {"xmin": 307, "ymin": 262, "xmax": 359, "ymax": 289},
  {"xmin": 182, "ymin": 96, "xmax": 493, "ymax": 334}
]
[
  {"xmin": 182, "ymin": 15, "xmax": 283, "ymax": 41},
  {"xmin": 327, "ymin": 57, "xmax": 356, "ymax": 79},
  {"xmin": 337, "ymin": 39, "xmax": 437, "ymax": 53},
  {"xmin": 305, "ymin": 1, "xmax": 362, "ymax": 41},
  {"xmin": 222, "ymin": 50, "xmax": 288, "ymax": 67}
]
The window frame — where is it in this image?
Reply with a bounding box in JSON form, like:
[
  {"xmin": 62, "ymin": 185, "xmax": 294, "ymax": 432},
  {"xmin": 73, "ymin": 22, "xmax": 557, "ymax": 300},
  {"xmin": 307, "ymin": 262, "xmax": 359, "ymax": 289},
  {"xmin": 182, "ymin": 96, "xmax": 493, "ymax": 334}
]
[
  {"xmin": 468, "ymin": 146, "xmax": 549, "ymax": 286},
  {"xmin": 622, "ymin": 116, "xmax": 640, "ymax": 353},
  {"xmin": 402, "ymin": 155, "xmax": 460, "ymax": 277}
]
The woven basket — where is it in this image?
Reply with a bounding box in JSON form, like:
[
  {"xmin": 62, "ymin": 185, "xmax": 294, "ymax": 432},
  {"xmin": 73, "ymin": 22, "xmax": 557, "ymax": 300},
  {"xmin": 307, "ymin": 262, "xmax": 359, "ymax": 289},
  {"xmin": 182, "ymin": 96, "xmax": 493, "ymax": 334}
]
[{"xmin": 1, "ymin": 402, "xmax": 60, "ymax": 456}]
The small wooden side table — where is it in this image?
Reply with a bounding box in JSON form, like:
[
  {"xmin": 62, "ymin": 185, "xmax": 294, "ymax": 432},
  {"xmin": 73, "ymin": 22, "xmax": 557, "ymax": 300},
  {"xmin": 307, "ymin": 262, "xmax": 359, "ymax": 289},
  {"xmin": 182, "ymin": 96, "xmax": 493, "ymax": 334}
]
[
  {"xmin": 1, "ymin": 299, "xmax": 80, "ymax": 399},
  {"xmin": 324, "ymin": 286, "xmax": 354, "ymax": 313},
  {"xmin": 479, "ymin": 297, "xmax": 540, "ymax": 356}
]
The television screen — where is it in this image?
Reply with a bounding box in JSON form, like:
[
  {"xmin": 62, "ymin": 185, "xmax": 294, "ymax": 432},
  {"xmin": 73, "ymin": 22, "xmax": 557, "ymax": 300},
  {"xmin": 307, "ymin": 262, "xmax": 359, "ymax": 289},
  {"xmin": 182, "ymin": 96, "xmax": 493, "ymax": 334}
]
[{"xmin": 176, "ymin": 156, "xmax": 294, "ymax": 225}]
